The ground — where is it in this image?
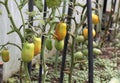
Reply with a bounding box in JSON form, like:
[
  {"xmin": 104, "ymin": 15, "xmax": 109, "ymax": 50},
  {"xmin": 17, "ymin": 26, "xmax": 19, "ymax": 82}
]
[{"xmin": 3, "ymin": 42, "xmax": 120, "ymax": 83}]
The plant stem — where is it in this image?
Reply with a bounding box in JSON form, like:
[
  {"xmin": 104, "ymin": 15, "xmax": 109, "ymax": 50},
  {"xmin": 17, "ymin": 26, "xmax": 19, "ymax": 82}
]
[
  {"xmin": 24, "ymin": 62, "xmax": 32, "ymax": 83},
  {"xmin": 4, "ymin": 2, "xmax": 24, "ymax": 43},
  {"xmin": 19, "ymin": 61, "xmax": 23, "ymax": 83},
  {"xmin": 100, "ymin": 0, "xmax": 114, "ymax": 46},
  {"xmin": 68, "ymin": 2, "xmax": 86, "ymax": 82},
  {"xmin": 68, "ymin": 37, "xmax": 75, "ymax": 83},
  {"xmin": 0, "ymin": 1, "xmax": 4, "ymax": 5},
  {"xmin": 41, "ymin": 38, "xmax": 46, "ymax": 83},
  {"xmin": 61, "ymin": 0, "xmax": 67, "ymax": 21},
  {"xmin": 14, "ymin": 0, "xmax": 26, "ymax": 42},
  {"xmin": 54, "ymin": 51, "xmax": 59, "ymax": 74},
  {"xmin": 0, "ymin": 42, "xmax": 22, "ymax": 51}
]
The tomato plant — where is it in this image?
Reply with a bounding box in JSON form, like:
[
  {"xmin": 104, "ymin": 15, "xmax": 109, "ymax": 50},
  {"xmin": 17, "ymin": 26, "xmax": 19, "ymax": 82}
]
[{"xmin": 0, "ymin": 0, "xmax": 119, "ymax": 83}]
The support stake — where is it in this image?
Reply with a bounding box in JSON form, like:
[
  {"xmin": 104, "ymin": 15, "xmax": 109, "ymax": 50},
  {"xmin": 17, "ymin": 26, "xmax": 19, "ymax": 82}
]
[
  {"xmin": 0, "ymin": 62, "xmax": 3, "ymax": 83},
  {"xmin": 38, "ymin": 0, "xmax": 47, "ymax": 83},
  {"xmin": 28, "ymin": 0, "xmax": 34, "ymax": 77},
  {"xmin": 87, "ymin": 0, "xmax": 94, "ymax": 83},
  {"xmin": 59, "ymin": 0, "xmax": 74, "ymax": 83}
]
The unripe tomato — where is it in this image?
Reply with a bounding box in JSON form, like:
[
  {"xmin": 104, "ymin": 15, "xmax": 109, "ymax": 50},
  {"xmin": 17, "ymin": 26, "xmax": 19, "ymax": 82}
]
[
  {"xmin": 1, "ymin": 49, "xmax": 10, "ymax": 62},
  {"xmin": 55, "ymin": 40, "xmax": 64, "ymax": 51},
  {"xmin": 76, "ymin": 35, "xmax": 85, "ymax": 42},
  {"xmin": 74, "ymin": 51, "xmax": 83, "ymax": 61},
  {"xmin": 46, "ymin": 38, "xmax": 53, "ymax": 50},
  {"xmin": 92, "ymin": 13, "xmax": 99, "ymax": 24},
  {"xmin": 93, "ymin": 41, "xmax": 98, "ymax": 48},
  {"xmin": 93, "ymin": 48, "xmax": 102, "ymax": 55},
  {"xmin": 83, "ymin": 28, "xmax": 96, "ymax": 39},
  {"xmin": 82, "ymin": 49, "xmax": 88, "ymax": 56},
  {"xmin": 85, "ymin": 40, "xmax": 98, "ymax": 48},
  {"xmin": 82, "ymin": 44, "xmax": 88, "ymax": 49},
  {"xmin": 34, "ymin": 36, "xmax": 41, "ymax": 56},
  {"xmin": 21, "ymin": 42, "xmax": 34, "ymax": 62},
  {"xmin": 54, "ymin": 22, "xmax": 67, "ymax": 41},
  {"xmin": 109, "ymin": 77, "xmax": 120, "ymax": 83}
]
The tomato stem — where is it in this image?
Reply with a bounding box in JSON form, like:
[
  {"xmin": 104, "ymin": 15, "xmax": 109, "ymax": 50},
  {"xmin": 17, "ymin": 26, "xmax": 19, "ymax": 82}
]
[
  {"xmin": 4, "ymin": 1, "xmax": 24, "ymax": 43},
  {"xmin": 0, "ymin": 42, "xmax": 22, "ymax": 51},
  {"xmin": 54, "ymin": 51, "xmax": 59, "ymax": 74},
  {"xmin": 41, "ymin": 38, "xmax": 47, "ymax": 83},
  {"xmin": 68, "ymin": 37, "xmax": 75, "ymax": 83},
  {"xmin": 24, "ymin": 62, "xmax": 32, "ymax": 83},
  {"xmin": 0, "ymin": 1, "xmax": 4, "ymax": 5},
  {"xmin": 14, "ymin": 0, "xmax": 26, "ymax": 42}
]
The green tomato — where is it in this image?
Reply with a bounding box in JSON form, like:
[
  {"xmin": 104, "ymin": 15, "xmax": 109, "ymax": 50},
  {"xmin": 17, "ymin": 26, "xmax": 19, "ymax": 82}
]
[
  {"xmin": 21, "ymin": 42, "xmax": 34, "ymax": 62},
  {"xmin": 82, "ymin": 44, "xmax": 88, "ymax": 49},
  {"xmin": 55, "ymin": 40, "xmax": 64, "ymax": 51},
  {"xmin": 93, "ymin": 41, "xmax": 98, "ymax": 48},
  {"xmin": 76, "ymin": 35, "xmax": 85, "ymax": 42},
  {"xmin": 74, "ymin": 51, "xmax": 83, "ymax": 61},
  {"xmin": 46, "ymin": 38, "xmax": 53, "ymax": 51},
  {"xmin": 1, "ymin": 49, "xmax": 10, "ymax": 62},
  {"xmin": 93, "ymin": 48, "xmax": 102, "ymax": 55},
  {"xmin": 82, "ymin": 49, "xmax": 88, "ymax": 56}
]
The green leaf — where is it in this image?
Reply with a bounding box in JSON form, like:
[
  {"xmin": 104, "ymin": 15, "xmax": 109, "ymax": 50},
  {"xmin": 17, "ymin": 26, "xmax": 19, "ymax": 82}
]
[
  {"xmin": 25, "ymin": 11, "xmax": 37, "ymax": 17},
  {"xmin": 46, "ymin": 0, "xmax": 62, "ymax": 8},
  {"xmin": 19, "ymin": 0, "xmax": 27, "ymax": 9},
  {"xmin": 34, "ymin": 0, "xmax": 43, "ymax": 12},
  {"xmin": 0, "ymin": 10, "xmax": 2, "ymax": 15}
]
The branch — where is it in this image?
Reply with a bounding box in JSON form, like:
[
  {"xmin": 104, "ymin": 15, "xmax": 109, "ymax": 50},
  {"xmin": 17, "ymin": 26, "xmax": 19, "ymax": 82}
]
[
  {"xmin": 0, "ymin": 1, "xmax": 4, "ymax": 5},
  {"xmin": 0, "ymin": 42, "xmax": 22, "ymax": 51}
]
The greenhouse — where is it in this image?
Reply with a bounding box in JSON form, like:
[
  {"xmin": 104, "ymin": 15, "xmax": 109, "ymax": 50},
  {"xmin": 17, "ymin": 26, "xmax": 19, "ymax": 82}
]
[{"xmin": 0, "ymin": 0, "xmax": 120, "ymax": 83}]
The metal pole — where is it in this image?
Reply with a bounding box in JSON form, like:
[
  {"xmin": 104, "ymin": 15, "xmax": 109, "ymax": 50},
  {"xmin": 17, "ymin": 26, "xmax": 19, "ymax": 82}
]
[
  {"xmin": 113, "ymin": 0, "xmax": 116, "ymax": 11},
  {"xmin": 38, "ymin": 0, "xmax": 47, "ymax": 83},
  {"xmin": 87, "ymin": 0, "xmax": 93, "ymax": 83},
  {"xmin": 59, "ymin": 0, "xmax": 74, "ymax": 83},
  {"xmin": 28, "ymin": 0, "xmax": 34, "ymax": 76},
  {"xmin": 103, "ymin": 0, "xmax": 107, "ymax": 14},
  {"xmin": 101, "ymin": 0, "xmax": 107, "ymax": 31},
  {"xmin": 0, "ymin": 62, "xmax": 3, "ymax": 83}
]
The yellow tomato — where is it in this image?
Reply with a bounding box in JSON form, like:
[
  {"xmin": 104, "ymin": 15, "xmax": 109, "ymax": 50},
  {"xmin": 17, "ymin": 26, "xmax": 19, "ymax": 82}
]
[
  {"xmin": 83, "ymin": 28, "xmax": 96, "ymax": 39},
  {"xmin": 34, "ymin": 36, "xmax": 41, "ymax": 56},
  {"xmin": 92, "ymin": 13, "xmax": 99, "ymax": 24},
  {"xmin": 54, "ymin": 22, "xmax": 67, "ymax": 41}
]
